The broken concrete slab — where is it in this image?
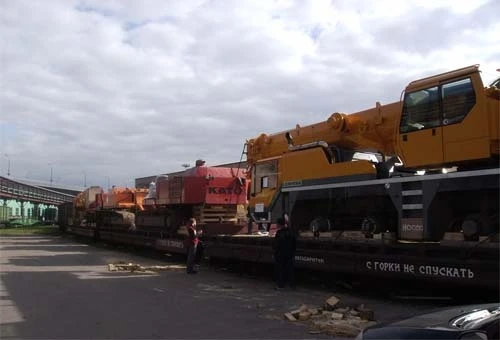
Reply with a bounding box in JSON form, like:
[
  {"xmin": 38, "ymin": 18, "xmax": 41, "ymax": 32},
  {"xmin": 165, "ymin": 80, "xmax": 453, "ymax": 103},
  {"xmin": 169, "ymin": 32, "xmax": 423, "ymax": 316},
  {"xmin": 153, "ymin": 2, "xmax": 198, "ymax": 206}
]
[
  {"xmin": 334, "ymin": 307, "xmax": 350, "ymax": 314},
  {"xmin": 330, "ymin": 312, "xmax": 343, "ymax": 320},
  {"xmin": 325, "ymin": 296, "xmax": 340, "ymax": 310},
  {"xmin": 349, "ymin": 309, "xmax": 360, "ymax": 316},
  {"xmin": 324, "ymin": 321, "xmax": 361, "ymax": 337},
  {"xmin": 283, "ymin": 294, "xmax": 378, "ymax": 337},
  {"xmin": 308, "ymin": 308, "xmax": 319, "ymax": 315},
  {"xmin": 107, "ymin": 262, "xmax": 185, "ymax": 273},
  {"xmin": 311, "ymin": 320, "xmax": 335, "ymax": 331},
  {"xmin": 345, "ymin": 318, "xmax": 376, "ymax": 329},
  {"xmin": 289, "ymin": 304, "xmax": 309, "ymax": 318},
  {"xmin": 298, "ymin": 311, "xmax": 312, "ymax": 321}
]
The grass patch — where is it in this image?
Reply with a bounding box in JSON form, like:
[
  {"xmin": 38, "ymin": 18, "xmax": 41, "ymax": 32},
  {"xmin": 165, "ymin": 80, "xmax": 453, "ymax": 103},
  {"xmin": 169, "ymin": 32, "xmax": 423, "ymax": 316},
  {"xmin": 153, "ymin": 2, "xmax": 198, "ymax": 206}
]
[{"xmin": 0, "ymin": 225, "xmax": 61, "ymax": 236}]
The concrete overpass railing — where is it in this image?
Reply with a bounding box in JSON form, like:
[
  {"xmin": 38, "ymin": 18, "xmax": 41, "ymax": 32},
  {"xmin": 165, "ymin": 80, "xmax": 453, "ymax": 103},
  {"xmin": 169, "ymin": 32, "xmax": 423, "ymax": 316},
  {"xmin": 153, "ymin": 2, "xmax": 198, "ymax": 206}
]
[{"xmin": 0, "ymin": 176, "xmax": 76, "ymax": 205}]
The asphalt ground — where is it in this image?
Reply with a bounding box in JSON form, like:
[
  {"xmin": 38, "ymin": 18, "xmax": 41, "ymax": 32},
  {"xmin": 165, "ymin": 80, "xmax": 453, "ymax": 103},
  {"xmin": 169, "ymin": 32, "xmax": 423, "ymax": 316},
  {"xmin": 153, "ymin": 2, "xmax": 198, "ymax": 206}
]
[{"xmin": 0, "ymin": 235, "xmax": 496, "ymax": 339}]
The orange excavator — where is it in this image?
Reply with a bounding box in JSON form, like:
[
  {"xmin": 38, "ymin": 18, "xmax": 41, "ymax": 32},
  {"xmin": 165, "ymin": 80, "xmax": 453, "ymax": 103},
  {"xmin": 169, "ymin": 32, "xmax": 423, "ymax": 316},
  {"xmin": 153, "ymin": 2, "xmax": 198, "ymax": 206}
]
[
  {"xmin": 92, "ymin": 187, "xmax": 148, "ymax": 233},
  {"xmin": 100, "ymin": 187, "xmax": 147, "ymax": 211},
  {"xmin": 66, "ymin": 186, "xmax": 147, "ymax": 236}
]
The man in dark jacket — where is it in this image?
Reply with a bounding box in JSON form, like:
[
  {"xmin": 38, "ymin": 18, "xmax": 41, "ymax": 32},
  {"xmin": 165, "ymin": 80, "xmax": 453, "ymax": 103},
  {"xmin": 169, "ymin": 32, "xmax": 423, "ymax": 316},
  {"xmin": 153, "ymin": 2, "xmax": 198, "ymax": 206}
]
[
  {"xmin": 272, "ymin": 216, "xmax": 296, "ymax": 289},
  {"xmin": 185, "ymin": 218, "xmax": 200, "ymax": 274}
]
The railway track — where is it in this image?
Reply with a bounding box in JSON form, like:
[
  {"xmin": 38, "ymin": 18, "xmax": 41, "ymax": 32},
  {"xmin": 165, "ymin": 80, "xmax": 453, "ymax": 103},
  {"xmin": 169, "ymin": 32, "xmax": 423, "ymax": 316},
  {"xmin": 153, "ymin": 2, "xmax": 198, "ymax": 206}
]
[{"xmin": 67, "ymin": 233, "xmax": 499, "ymax": 306}]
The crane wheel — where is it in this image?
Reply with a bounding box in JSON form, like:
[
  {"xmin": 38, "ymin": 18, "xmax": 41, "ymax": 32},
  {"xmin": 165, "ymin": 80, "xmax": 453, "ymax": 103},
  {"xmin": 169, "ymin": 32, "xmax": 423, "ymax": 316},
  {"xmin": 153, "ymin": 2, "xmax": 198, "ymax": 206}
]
[
  {"xmin": 462, "ymin": 213, "xmax": 499, "ymax": 241},
  {"xmin": 461, "ymin": 218, "xmax": 480, "ymax": 241},
  {"xmin": 361, "ymin": 216, "xmax": 381, "ymax": 238},
  {"xmin": 309, "ymin": 217, "xmax": 331, "ymax": 235}
]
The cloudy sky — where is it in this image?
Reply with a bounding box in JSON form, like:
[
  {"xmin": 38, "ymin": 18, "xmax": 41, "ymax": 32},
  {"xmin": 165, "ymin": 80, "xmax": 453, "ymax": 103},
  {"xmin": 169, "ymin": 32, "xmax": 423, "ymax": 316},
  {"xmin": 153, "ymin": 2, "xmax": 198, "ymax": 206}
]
[{"xmin": 1, "ymin": 0, "xmax": 499, "ymax": 190}]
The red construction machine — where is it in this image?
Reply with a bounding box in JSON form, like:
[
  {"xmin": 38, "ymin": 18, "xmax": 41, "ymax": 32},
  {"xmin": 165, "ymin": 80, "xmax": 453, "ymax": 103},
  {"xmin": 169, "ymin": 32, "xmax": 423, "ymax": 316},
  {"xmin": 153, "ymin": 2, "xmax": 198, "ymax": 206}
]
[
  {"xmin": 137, "ymin": 159, "xmax": 248, "ymax": 237},
  {"xmin": 59, "ymin": 160, "xmax": 249, "ymax": 252}
]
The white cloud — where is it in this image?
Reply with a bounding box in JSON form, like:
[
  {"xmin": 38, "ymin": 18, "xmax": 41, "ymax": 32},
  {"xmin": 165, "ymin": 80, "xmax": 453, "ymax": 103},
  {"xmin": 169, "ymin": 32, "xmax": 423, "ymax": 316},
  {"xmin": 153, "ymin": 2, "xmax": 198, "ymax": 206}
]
[{"xmin": 1, "ymin": 0, "xmax": 499, "ymax": 189}]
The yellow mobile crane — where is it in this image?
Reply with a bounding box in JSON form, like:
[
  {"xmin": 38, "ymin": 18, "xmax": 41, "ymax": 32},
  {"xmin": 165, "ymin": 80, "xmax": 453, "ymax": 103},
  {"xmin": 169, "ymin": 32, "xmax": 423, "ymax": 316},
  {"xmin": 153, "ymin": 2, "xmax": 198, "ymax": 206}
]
[{"xmin": 245, "ymin": 65, "xmax": 499, "ymax": 242}]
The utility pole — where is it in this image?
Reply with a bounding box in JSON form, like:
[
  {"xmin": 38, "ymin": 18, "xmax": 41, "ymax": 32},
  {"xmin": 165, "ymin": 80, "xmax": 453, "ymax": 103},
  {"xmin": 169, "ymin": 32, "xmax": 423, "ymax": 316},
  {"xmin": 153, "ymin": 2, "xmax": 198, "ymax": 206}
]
[
  {"xmin": 4, "ymin": 154, "xmax": 10, "ymax": 176},
  {"xmin": 48, "ymin": 163, "xmax": 53, "ymax": 185}
]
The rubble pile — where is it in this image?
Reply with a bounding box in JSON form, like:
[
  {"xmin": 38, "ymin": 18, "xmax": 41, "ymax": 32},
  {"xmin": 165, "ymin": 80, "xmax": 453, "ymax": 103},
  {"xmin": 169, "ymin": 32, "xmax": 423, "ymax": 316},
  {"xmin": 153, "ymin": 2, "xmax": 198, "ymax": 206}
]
[
  {"xmin": 284, "ymin": 296, "xmax": 377, "ymax": 337},
  {"xmin": 107, "ymin": 262, "xmax": 184, "ymax": 273}
]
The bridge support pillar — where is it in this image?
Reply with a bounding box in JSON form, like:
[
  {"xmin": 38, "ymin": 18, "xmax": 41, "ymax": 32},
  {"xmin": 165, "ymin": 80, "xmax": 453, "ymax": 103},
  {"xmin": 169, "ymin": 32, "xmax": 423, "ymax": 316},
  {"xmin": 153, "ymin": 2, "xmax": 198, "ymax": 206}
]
[
  {"xmin": 20, "ymin": 200, "xmax": 25, "ymax": 222},
  {"xmin": 33, "ymin": 203, "xmax": 40, "ymax": 221}
]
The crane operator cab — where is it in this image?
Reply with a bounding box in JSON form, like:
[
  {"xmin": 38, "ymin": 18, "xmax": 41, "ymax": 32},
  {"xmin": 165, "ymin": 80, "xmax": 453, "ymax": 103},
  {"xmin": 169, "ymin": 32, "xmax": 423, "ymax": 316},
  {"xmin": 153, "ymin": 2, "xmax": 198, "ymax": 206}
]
[{"xmin": 396, "ymin": 65, "xmax": 498, "ymax": 171}]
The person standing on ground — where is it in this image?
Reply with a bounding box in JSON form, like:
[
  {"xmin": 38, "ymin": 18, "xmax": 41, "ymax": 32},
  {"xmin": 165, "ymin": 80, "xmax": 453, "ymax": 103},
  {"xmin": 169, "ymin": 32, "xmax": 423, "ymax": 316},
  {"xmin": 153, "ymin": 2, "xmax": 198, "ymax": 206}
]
[
  {"xmin": 247, "ymin": 207, "xmax": 253, "ymax": 235},
  {"xmin": 185, "ymin": 218, "xmax": 200, "ymax": 274},
  {"xmin": 272, "ymin": 216, "xmax": 296, "ymax": 289}
]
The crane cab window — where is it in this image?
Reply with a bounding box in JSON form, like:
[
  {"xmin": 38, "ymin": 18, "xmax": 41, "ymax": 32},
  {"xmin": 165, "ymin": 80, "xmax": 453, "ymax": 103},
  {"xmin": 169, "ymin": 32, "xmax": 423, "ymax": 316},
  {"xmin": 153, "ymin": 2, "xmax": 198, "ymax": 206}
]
[
  {"xmin": 252, "ymin": 160, "xmax": 278, "ymax": 193},
  {"xmin": 400, "ymin": 86, "xmax": 440, "ymax": 133},
  {"xmin": 442, "ymin": 78, "xmax": 475, "ymax": 125},
  {"xmin": 400, "ymin": 77, "xmax": 476, "ymax": 133},
  {"xmin": 261, "ymin": 176, "xmax": 269, "ymax": 188}
]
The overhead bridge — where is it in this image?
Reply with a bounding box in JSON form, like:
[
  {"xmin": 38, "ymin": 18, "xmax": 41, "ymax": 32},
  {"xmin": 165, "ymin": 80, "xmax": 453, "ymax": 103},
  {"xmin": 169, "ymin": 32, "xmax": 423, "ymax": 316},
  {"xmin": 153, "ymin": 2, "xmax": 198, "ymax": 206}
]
[{"xmin": 0, "ymin": 176, "xmax": 77, "ymax": 205}]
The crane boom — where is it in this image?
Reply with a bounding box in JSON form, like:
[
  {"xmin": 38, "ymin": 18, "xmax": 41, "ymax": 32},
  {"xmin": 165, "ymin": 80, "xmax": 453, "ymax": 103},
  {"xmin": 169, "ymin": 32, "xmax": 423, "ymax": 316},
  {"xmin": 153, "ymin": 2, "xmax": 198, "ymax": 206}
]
[{"xmin": 246, "ymin": 101, "xmax": 402, "ymax": 165}]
